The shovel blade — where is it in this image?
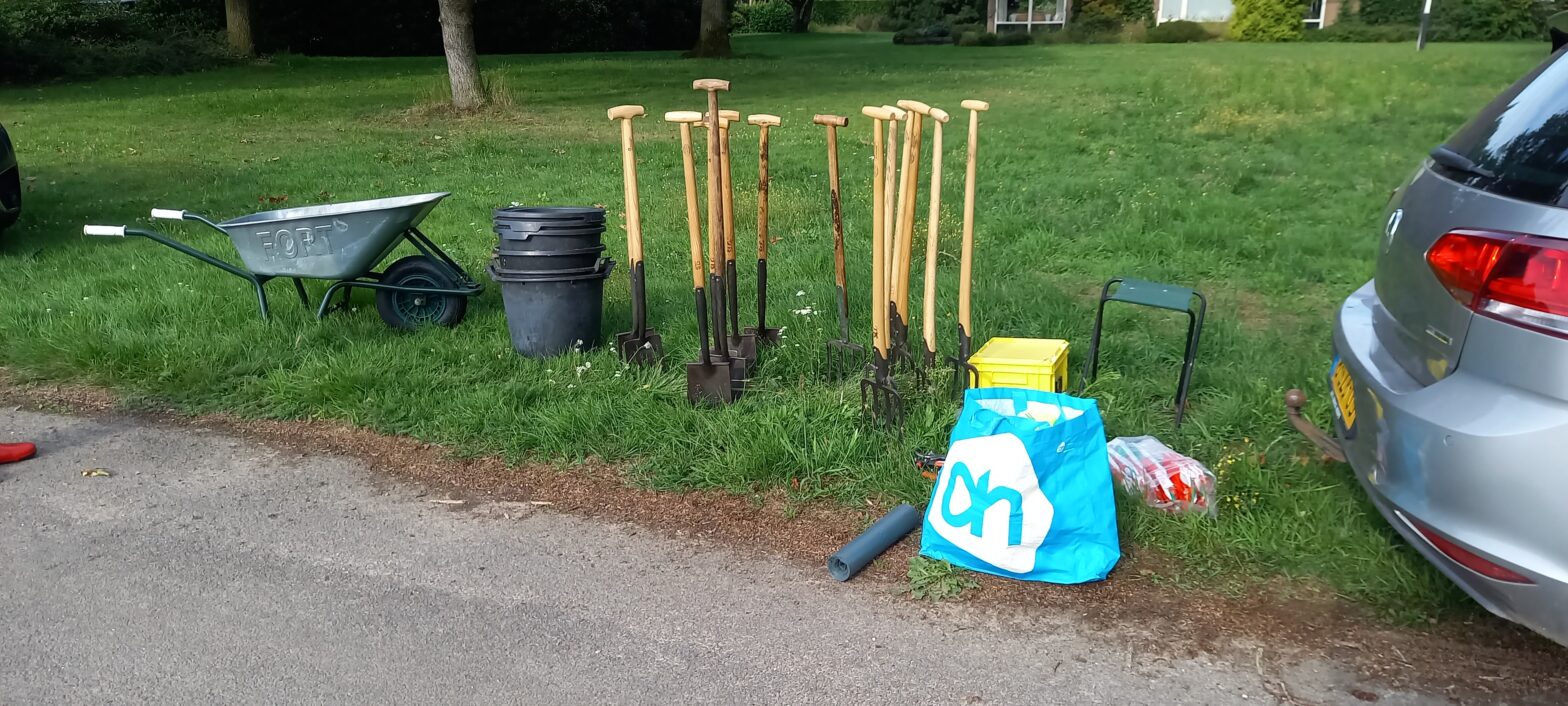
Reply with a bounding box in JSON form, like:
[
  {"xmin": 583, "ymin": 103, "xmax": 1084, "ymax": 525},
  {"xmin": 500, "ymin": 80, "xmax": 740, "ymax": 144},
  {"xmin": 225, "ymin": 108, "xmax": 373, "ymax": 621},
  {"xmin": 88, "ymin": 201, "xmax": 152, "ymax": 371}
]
[
  {"xmin": 616, "ymin": 330, "xmax": 664, "ymax": 367},
  {"xmin": 687, "ymin": 358, "xmax": 737, "ymax": 405},
  {"xmin": 744, "ymin": 326, "xmax": 784, "ymax": 346}
]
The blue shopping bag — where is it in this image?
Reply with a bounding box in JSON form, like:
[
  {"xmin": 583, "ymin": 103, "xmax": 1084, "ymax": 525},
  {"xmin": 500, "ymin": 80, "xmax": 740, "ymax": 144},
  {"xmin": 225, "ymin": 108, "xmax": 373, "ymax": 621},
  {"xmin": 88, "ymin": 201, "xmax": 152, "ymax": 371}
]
[{"xmin": 920, "ymin": 387, "xmax": 1120, "ymax": 584}]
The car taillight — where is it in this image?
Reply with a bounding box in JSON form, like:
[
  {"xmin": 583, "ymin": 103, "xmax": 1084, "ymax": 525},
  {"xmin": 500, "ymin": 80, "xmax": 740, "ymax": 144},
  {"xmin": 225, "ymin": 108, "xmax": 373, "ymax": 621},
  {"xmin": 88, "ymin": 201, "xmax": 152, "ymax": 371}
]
[
  {"xmin": 1427, "ymin": 230, "xmax": 1568, "ymax": 337},
  {"xmin": 1396, "ymin": 511, "xmax": 1533, "ymax": 584}
]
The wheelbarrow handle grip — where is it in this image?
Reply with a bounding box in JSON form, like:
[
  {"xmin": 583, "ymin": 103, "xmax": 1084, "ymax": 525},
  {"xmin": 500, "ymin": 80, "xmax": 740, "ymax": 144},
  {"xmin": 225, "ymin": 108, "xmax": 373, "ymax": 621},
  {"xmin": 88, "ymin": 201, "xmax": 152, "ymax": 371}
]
[
  {"xmin": 84, "ymin": 225, "xmax": 126, "ymax": 237},
  {"xmin": 150, "ymin": 208, "xmax": 186, "ymax": 220}
]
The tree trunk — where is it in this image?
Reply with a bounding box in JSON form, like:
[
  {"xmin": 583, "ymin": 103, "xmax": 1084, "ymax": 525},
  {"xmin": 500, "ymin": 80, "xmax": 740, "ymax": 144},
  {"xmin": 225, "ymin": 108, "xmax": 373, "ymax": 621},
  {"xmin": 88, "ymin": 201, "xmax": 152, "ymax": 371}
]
[
  {"xmin": 224, "ymin": 0, "xmax": 256, "ymax": 57},
  {"xmin": 789, "ymin": 0, "xmax": 815, "ymax": 32},
  {"xmin": 438, "ymin": 0, "xmax": 487, "ymax": 110},
  {"xmin": 691, "ymin": 0, "xmax": 733, "ymax": 57}
]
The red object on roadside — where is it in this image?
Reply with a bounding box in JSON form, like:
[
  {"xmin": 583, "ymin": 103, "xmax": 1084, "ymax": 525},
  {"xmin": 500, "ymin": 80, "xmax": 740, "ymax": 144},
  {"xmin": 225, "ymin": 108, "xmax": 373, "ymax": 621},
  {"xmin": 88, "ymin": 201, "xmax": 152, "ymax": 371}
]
[
  {"xmin": 0, "ymin": 442, "xmax": 36, "ymax": 464},
  {"xmin": 1106, "ymin": 436, "xmax": 1215, "ymax": 516}
]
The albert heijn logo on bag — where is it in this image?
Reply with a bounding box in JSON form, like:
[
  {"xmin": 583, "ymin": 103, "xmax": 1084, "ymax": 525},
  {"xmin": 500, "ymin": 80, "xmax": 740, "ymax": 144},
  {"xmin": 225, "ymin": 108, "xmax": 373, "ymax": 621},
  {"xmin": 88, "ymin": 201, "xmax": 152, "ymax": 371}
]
[{"xmin": 926, "ymin": 433, "xmax": 1055, "ymax": 574}]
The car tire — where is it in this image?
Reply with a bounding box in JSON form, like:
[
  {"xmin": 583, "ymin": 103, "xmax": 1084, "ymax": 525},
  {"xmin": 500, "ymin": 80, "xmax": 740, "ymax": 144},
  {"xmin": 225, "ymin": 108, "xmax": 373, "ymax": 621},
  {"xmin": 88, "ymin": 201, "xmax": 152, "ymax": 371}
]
[{"xmin": 0, "ymin": 167, "xmax": 19, "ymax": 232}]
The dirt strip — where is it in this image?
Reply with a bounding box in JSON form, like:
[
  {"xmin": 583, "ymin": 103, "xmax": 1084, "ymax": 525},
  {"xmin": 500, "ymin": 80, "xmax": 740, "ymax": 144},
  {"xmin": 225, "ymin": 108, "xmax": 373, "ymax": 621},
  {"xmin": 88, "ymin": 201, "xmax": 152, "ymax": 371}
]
[{"xmin": 2, "ymin": 372, "xmax": 1563, "ymax": 704}]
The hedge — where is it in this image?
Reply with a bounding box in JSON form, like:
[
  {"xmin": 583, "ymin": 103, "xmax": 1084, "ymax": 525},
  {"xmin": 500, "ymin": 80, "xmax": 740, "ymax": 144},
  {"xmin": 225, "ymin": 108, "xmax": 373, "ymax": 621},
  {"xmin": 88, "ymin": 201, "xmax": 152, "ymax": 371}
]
[{"xmin": 814, "ymin": 0, "xmax": 892, "ymax": 25}]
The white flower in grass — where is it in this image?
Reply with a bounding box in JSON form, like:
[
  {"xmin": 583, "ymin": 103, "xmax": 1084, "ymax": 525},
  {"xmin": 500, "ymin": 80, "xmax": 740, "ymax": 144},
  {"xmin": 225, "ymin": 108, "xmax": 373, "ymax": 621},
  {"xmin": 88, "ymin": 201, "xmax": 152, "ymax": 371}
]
[
  {"xmin": 793, "ymin": 307, "xmax": 815, "ymax": 316},
  {"xmin": 795, "ymin": 290, "xmax": 806, "ymax": 297},
  {"xmin": 575, "ymin": 361, "xmax": 592, "ymax": 376}
]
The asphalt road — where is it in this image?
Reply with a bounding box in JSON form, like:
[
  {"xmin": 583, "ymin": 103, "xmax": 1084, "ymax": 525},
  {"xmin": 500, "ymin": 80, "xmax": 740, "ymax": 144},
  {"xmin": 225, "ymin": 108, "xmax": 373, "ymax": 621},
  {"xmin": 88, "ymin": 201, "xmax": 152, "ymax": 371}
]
[{"xmin": 0, "ymin": 408, "xmax": 1430, "ymax": 705}]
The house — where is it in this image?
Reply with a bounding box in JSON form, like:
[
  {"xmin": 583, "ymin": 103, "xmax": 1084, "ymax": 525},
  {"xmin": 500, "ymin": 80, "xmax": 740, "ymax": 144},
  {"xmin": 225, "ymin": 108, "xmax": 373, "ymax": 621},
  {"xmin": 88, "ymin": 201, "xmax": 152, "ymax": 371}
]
[{"xmin": 985, "ymin": 0, "xmax": 1346, "ymax": 32}]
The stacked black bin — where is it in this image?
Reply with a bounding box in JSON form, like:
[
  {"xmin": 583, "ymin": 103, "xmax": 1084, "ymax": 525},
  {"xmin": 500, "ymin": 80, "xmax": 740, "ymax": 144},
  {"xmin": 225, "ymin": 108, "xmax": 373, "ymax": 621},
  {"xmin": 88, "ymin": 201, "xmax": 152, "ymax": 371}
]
[{"xmin": 490, "ymin": 207, "xmax": 615, "ymax": 358}]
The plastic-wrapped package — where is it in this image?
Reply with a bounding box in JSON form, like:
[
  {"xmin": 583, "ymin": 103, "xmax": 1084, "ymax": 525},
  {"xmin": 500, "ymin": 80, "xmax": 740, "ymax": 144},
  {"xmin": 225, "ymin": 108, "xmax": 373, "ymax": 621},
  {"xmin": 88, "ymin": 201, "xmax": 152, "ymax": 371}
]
[{"xmin": 1106, "ymin": 436, "xmax": 1216, "ymax": 516}]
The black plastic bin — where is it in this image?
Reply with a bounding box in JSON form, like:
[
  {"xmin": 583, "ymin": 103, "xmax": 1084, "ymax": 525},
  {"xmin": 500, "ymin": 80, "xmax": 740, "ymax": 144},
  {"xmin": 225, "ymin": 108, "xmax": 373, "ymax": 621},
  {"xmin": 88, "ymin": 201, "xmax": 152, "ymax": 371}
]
[
  {"xmin": 493, "ymin": 206, "xmax": 606, "ymax": 254},
  {"xmin": 493, "ymin": 244, "xmax": 607, "ymax": 273},
  {"xmin": 490, "ymin": 260, "xmax": 615, "ymax": 358}
]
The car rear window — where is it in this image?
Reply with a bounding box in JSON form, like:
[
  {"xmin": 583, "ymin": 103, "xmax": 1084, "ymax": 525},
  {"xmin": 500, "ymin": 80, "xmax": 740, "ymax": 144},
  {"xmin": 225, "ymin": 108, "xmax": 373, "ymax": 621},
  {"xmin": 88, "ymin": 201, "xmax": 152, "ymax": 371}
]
[{"xmin": 1440, "ymin": 48, "xmax": 1568, "ymax": 207}]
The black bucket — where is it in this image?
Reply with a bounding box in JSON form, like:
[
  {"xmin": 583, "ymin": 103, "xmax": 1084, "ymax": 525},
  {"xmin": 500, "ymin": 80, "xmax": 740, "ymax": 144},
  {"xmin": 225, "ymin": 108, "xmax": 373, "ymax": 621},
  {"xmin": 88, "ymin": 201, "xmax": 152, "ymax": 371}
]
[
  {"xmin": 490, "ymin": 260, "xmax": 616, "ymax": 358},
  {"xmin": 493, "ymin": 244, "xmax": 607, "ymax": 272},
  {"xmin": 494, "ymin": 207, "xmax": 605, "ymax": 250}
]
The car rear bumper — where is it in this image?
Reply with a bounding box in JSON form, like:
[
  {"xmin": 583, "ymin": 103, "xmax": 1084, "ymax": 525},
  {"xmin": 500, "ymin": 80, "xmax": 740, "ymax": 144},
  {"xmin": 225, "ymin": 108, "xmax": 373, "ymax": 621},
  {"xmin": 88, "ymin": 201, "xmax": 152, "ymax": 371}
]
[{"xmin": 1334, "ymin": 280, "xmax": 1568, "ymax": 646}]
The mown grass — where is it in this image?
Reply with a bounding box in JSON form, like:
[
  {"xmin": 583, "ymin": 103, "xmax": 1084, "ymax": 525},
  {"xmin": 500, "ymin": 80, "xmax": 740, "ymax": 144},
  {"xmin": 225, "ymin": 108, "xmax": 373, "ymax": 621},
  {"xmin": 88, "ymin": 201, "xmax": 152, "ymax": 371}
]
[{"xmin": 0, "ymin": 34, "xmax": 1547, "ymax": 622}]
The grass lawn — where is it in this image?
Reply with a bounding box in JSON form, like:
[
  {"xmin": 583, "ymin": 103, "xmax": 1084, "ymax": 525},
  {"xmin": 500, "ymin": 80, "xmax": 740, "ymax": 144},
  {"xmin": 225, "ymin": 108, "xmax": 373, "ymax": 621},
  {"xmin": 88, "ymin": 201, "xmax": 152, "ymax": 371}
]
[{"xmin": 0, "ymin": 34, "xmax": 1548, "ymax": 623}]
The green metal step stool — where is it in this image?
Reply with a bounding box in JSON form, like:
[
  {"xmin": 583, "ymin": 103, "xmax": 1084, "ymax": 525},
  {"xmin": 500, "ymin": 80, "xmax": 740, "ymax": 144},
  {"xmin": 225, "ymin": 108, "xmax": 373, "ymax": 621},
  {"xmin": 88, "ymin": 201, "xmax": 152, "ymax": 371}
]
[{"xmin": 1086, "ymin": 277, "xmax": 1207, "ymax": 427}]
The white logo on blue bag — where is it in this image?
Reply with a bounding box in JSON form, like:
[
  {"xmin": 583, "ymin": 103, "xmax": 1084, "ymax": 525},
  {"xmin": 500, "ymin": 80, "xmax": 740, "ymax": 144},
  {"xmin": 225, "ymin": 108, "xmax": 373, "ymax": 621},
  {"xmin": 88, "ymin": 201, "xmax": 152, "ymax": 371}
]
[{"xmin": 926, "ymin": 434, "xmax": 1054, "ymax": 574}]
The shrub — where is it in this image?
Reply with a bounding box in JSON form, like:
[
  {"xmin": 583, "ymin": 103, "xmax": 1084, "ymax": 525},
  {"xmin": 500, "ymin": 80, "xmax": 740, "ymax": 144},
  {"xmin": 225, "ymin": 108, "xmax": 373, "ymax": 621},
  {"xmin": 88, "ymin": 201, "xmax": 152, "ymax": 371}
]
[
  {"xmin": 1116, "ymin": 0, "xmax": 1156, "ymax": 23},
  {"xmin": 813, "ymin": 0, "xmax": 890, "ymax": 25},
  {"xmin": 1433, "ymin": 0, "xmax": 1548, "ymax": 41},
  {"xmin": 0, "ymin": 0, "xmax": 231, "ymax": 83},
  {"xmin": 853, "ymin": 13, "xmax": 884, "ymax": 30},
  {"xmin": 886, "ymin": 0, "xmax": 982, "ymax": 31},
  {"xmin": 997, "ymin": 29, "xmax": 1032, "ymax": 44},
  {"xmin": 1302, "ymin": 20, "xmax": 1416, "ymax": 42},
  {"xmin": 1228, "ymin": 0, "xmax": 1305, "ymax": 41},
  {"xmin": 1356, "ymin": 0, "xmax": 1419, "ymax": 25},
  {"xmin": 893, "ymin": 21, "xmax": 956, "ymax": 43},
  {"xmin": 734, "ymin": 0, "xmax": 795, "ymax": 33},
  {"xmin": 1144, "ymin": 19, "xmax": 1211, "ymax": 42},
  {"xmin": 1072, "ymin": 0, "xmax": 1125, "ymax": 35}
]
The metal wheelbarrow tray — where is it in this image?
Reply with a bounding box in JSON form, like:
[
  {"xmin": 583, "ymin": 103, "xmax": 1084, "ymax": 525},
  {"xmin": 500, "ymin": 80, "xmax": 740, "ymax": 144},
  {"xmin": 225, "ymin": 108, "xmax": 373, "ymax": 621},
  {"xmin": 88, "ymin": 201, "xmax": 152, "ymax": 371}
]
[{"xmin": 85, "ymin": 192, "xmax": 482, "ymax": 329}]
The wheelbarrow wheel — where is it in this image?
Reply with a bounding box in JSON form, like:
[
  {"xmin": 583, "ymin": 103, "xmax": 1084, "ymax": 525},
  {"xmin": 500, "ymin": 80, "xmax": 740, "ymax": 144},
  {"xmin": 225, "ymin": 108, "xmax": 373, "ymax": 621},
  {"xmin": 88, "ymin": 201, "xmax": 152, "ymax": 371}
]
[{"xmin": 375, "ymin": 256, "xmax": 468, "ymax": 330}]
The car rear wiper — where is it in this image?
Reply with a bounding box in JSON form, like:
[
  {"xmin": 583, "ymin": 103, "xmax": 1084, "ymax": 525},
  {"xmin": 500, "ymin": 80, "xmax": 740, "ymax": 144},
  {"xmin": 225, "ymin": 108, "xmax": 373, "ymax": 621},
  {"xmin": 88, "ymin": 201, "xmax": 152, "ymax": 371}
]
[{"xmin": 1430, "ymin": 145, "xmax": 1498, "ymax": 179}]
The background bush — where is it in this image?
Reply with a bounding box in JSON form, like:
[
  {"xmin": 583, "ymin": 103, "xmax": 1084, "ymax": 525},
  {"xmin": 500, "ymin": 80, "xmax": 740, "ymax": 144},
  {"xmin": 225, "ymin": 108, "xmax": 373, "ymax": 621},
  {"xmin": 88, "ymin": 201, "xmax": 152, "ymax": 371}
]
[
  {"xmin": 1228, "ymin": 0, "xmax": 1305, "ymax": 41},
  {"xmin": 1432, "ymin": 0, "xmax": 1548, "ymax": 41},
  {"xmin": 1145, "ymin": 19, "xmax": 1212, "ymax": 42},
  {"xmin": 1355, "ymin": 0, "xmax": 1419, "ymax": 25},
  {"xmin": 886, "ymin": 0, "xmax": 982, "ymax": 31},
  {"xmin": 1302, "ymin": 20, "xmax": 1416, "ymax": 42},
  {"xmin": 734, "ymin": 1, "xmax": 796, "ymax": 33},
  {"xmin": 0, "ymin": 0, "xmax": 231, "ymax": 83},
  {"xmin": 813, "ymin": 0, "xmax": 891, "ymax": 25}
]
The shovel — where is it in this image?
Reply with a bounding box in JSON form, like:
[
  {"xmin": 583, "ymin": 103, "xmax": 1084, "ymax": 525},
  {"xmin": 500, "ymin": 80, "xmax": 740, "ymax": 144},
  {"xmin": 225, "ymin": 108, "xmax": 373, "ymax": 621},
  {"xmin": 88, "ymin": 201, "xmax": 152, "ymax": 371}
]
[
  {"xmin": 744, "ymin": 113, "xmax": 783, "ymax": 346},
  {"xmin": 710, "ymin": 110, "xmax": 759, "ymax": 367},
  {"xmin": 948, "ymin": 100, "xmax": 988, "ymax": 398},
  {"xmin": 816, "ymin": 113, "xmax": 864, "ymax": 379},
  {"xmin": 609, "ymin": 105, "xmax": 663, "ymax": 366},
  {"xmin": 670, "ymin": 108, "xmax": 736, "ymax": 404},
  {"xmin": 695, "ymin": 80, "xmax": 752, "ymax": 391}
]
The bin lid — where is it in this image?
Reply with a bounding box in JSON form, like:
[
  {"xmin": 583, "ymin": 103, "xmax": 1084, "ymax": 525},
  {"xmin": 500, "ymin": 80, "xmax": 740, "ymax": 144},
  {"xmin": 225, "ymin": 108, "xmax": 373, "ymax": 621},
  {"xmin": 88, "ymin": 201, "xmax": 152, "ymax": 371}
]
[{"xmin": 970, "ymin": 337, "xmax": 1069, "ymax": 366}]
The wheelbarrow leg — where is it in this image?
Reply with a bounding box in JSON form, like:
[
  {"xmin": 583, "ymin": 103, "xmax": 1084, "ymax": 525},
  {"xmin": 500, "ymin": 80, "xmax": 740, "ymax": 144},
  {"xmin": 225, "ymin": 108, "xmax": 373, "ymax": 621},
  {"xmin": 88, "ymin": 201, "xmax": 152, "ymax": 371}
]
[
  {"xmin": 253, "ymin": 276, "xmax": 272, "ymax": 320},
  {"xmin": 317, "ymin": 282, "xmax": 350, "ymax": 320},
  {"xmin": 292, "ymin": 278, "xmax": 310, "ymax": 307}
]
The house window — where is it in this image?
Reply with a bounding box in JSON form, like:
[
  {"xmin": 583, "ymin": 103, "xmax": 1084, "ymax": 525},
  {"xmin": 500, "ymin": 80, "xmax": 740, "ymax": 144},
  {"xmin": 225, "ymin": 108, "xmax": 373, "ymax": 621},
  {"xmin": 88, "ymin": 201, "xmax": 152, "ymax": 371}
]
[
  {"xmin": 1304, "ymin": 0, "xmax": 1326, "ymax": 27},
  {"xmin": 1156, "ymin": 0, "xmax": 1233, "ymax": 23},
  {"xmin": 996, "ymin": 0, "xmax": 1067, "ymax": 30}
]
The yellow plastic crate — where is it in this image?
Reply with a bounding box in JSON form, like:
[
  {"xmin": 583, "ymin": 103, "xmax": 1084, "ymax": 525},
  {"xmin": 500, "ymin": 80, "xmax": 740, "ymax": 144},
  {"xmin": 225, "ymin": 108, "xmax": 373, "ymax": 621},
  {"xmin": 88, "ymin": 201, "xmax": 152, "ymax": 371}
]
[{"xmin": 969, "ymin": 337, "xmax": 1070, "ymax": 393}]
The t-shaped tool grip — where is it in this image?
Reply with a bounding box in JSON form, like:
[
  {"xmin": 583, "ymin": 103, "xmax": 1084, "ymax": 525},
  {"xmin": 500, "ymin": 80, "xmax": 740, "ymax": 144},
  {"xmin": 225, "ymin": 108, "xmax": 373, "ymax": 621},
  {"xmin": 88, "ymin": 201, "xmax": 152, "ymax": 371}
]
[
  {"xmin": 693, "ymin": 78, "xmax": 731, "ymax": 92},
  {"xmin": 929, "ymin": 107, "xmax": 950, "ymax": 123},
  {"xmin": 860, "ymin": 106, "xmax": 893, "ymax": 121},
  {"xmin": 961, "ymin": 99, "xmax": 990, "ymax": 112},
  {"xmin": 813, "ymin": 114, "xmax": 848, "ymax": 127},
  {"xmin": 607, "ymin": 105, "xmax": 646, "ymax": 121},
  {"xmin": 747, "ymin": 114, "xmax": 781, "ymax": 128},
  {"xmin": 665, "ymin": 110, "xmax": 704, "ymax": 123},
  {"xmin": 896, "ymin": 99, "xmax": 931, "ymax": 115},
  {"xmin": 883, "ymin": 105, "xmax": 907, "ymax": 121}
]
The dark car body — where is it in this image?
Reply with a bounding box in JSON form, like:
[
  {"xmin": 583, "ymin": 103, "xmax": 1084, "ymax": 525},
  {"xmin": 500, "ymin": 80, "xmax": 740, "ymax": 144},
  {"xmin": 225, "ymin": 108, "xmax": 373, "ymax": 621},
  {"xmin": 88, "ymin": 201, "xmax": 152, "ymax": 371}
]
[{"xmin": 0, "ymin": 122, "xmax": 19, "ymax": 231}]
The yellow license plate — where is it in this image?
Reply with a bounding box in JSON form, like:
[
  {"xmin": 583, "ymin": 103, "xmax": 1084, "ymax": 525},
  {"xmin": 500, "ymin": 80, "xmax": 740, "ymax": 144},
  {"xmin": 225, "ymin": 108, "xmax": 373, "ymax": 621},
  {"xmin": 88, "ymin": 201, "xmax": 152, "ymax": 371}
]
[{"xmin": 1332, "ymin": 360, "xmax": 1357, "ymax": 430}]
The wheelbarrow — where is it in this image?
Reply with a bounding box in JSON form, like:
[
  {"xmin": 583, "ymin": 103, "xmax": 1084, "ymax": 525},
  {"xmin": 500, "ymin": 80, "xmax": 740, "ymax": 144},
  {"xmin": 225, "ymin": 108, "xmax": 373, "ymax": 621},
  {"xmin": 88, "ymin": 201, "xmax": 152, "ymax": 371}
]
[{"xmin": 83, "ymin": 192, "xmax": 482, "ymax": 329}]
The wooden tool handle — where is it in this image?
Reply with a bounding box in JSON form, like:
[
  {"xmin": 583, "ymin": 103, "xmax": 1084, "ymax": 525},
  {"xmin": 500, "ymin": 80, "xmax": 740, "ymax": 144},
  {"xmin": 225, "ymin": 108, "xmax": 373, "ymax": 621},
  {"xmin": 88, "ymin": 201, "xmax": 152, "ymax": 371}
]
[
  {"xmin": 868, "ymin": 113, "xmax": 887, "ymax": 354},
  {"xmin": 929, "ymin": 107, "xmax": 950, "ymax": 123},
  {"xmin": 747, "ymin": 114, "xmax": 781, "ymax": 127},
  {"xmin": 720, "ymin": 119, "xmax": 736, "ymax": 262},
  {"xmin": 883, "ymin": 105, "xmax": 907, "ymax": 121},
  {"xmin": 882, "ymin": 117, "xmax": 898, "ymax": 303},
  {"xmin": 718, "ymin": 109, "xmax": 740, "ymax": 121},
  {"xmin": 756, "ymin": 121, "xmax": 771, "ymax": 259},
  {"xmin": 615, "ymin": 114, "xmax": 644, "ymax": 264},
  {"xmin": 665, "ymin": 110, "xmax": 703, "ymax": 123},
  {"xmin": 702, "ymin": 90, "xmax": 725, "ymax": 277},
  {"xmin": 958, "ymin": 100, "xmax": 983, "ymax": 330},
  {"xmin": 860, "ymin": 106, "xmax": 893, "ymax": 121},
  {"xmin": 896, "ymin": 99, "xmax": 931, "ymax": 115},
  {"xmin": 813, "ymin": 114, "xmax": 848, "ymax": 127},
  {"xmin": 675, "ymin": 123, "xmax": 705, "ymax": 290},
  {"xmin": 693, "ymin": 78, "xmax": 731, "ymax": 92},
  {"xmin": 826, "ymin": 122, "xmax": 847, "ymax": 290},
  {"xmin": 607, "ymin": 104, "xmax": 645, "ymax": 121},
  {"xmin": 922, "ymin": 119, "xmax": 944, "ymax": 353}
]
